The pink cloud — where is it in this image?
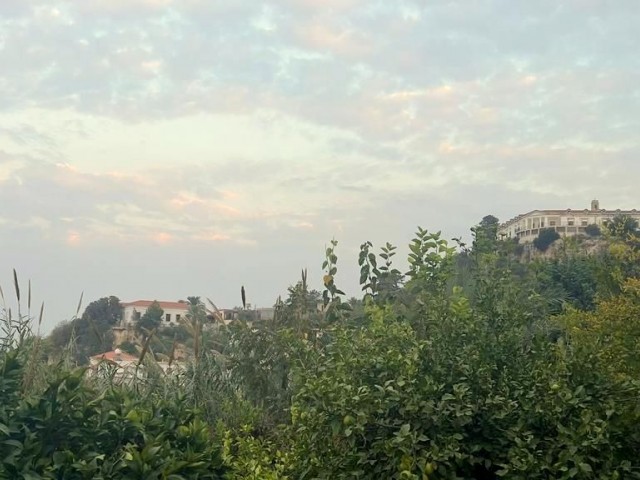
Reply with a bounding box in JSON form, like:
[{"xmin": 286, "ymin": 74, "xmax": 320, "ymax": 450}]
[
  {"xmin": 66, "ymin": 231, "xmax": 81, "ymax": 246},
  {"xmin": 152, "ymin": 232, "xmax": 173, "ymax": 245}
]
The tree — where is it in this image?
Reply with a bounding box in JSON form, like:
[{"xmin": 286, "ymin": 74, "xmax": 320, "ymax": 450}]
[
  {"xmin": 560, "ymin": 278, "xmax": 640, "ymax": 379},
  {"xmin": 534, "ymin": 254, "xmax": 599, "ymax": 311},
  {"xmin": 606, "ymin": 214, "xmax": 639, "ymax": 238},
  {"xmin": 472, "ymin": 215, "xmax": 500, "ymax": 254},
  {"xmin": 186, "ymin": 296, "xmax": 207, "ymax": 323},
  {"xmin": 585, "ymin": 224, "xmax": 601, "ymax": 237},
  {"xmin": 46, "ymin": 296, "xmax": 121, "ymax": 364},
  {"xmin": 279, "ymin": 280, "xmax": 322, "ymax": 333},
  {"xmin": 137, "ymin": 301, "xmax": 164, "ymax": 333},
  {"xmin": 533, "ymin": 228, "xmax": 560, "ymax": 252}
]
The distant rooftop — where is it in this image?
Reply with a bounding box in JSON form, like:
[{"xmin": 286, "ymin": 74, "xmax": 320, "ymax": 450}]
[{"xmin": 90, "ymin": 349, "xmax": 137, "ymax": 363}]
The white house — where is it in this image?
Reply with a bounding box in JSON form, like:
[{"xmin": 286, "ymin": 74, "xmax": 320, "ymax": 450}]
[
  {"xmin": 88, "ymin": 349, "xmax": 186, "ymax": 383},
  {"xmin": 498, "ymin": 200, "xmax": 640, "ymax": 243},
  {"xmin": 121, "ymin": 300, "xmax": 191, "ymax": 328}
]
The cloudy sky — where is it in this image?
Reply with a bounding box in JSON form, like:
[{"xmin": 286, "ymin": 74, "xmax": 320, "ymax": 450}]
[{"xmin": 1, "ymin": 0, "xmax": 639, "ymax": 330}]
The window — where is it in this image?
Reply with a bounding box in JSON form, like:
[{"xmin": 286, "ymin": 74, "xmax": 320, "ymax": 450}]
[
  {"xmin": 567, "ymin": 218, "xmax": 575, "ymax": 226},
  {"xmin": 581, "ymin": 218, "xmax": 588, "ymax": 226},
  {"xmin": 134, "ymin": 310, "xmax": 141, "ymax": 320},
  {"xmin": 176, "ymin": 314, "xmax": 181, "ymax": 322},
  {"xmin": 166, "ymin": 313, "xmax": 171, "ymax": 322},
  {"xmin": 549, "ymin": 221, "xmax": 556, "ymax": 226}
]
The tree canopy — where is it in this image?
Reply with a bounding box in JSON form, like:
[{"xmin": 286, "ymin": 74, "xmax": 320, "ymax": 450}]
[
  {"xmin": 47, "ymin": 295, "xmax": 121, "ymax": 363},
  {"xmin": 137, "ymin": 300, "xmax": 164, "ymax": 333}
]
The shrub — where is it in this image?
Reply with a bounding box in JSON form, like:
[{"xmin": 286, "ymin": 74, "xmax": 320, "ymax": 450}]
[
  {"xmin": 278, "ymin": 298, "xmax": 640, "ymax": 479},
  {"xmin": 0, "ymin": 353, "xmax": 227, "ymax": 478},
  {"xmin": 534, "ymin": 228, "xmax": 560, "ymax": 252},
  {"xmin": 117, "ymin": 340, "xmax": 138, "ymax": 355},
  {"xmin": 585, "ymin": 224, "xmax": 601, "ymax": 237}
]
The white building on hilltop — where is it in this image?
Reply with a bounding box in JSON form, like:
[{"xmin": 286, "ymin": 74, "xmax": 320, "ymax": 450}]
[
  {"xmin": 498, "ymin": 200, "xmax": 640, "ymax": 243},
  {"xmin": 121, "ymin": 300, "xmax": 191, "ymax": 327}
]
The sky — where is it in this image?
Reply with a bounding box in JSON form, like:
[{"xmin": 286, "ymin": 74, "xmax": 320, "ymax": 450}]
[{"xmin": 1, "ymin": 0, "xmax": 639, "ymax": 331}]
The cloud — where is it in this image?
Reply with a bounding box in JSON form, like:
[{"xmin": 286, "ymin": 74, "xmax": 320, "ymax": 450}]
[{"xmin": 1, "ymin": 0, "xmax": 640, "ymax": 330}]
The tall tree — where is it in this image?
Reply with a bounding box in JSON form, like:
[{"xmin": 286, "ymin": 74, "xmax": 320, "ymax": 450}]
[
  {"xmin": 534, "ymin": 228, "xmax": 560, "ymax": 252},
  {"xmin": 137, "ymin": 301, "xmax": 164, "ymax": 334},
  {"xmin": 46, "ymin": 296, "xmax": 121, "ymax": 364},
  {"xmin": 472, "ymin": 215, "xmax": 500, "ymax": 255},
  {"xmin": 607, "ymin": 214, "xmax": 639, "ymax": 239}
]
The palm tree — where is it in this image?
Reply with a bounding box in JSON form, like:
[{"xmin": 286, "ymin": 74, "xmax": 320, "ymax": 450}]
[{"xmin": 606, "ymin": 215, "xmax": 639, "ymax": 238}]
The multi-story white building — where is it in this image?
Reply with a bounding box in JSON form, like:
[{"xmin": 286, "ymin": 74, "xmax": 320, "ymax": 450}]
[
  {"xmin": 121, "ymin": 300, "xmax": 191, "ymax": 327},
  {"xmin": 498, "ymin": 200, "xmax": 640, "ymax": 243},
  {"xmin": 121, "ymin": 300, "xmax": 280, "ymax": 329}
]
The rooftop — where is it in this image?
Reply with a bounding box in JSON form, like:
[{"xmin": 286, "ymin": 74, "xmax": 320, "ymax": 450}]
[
  {"xmin": 90, "ymin": 349, "xmax": 138, "ymax": 363},
  {"xmin": 121, "ymin": 300, "xmax": 190, "ymax": 310}
]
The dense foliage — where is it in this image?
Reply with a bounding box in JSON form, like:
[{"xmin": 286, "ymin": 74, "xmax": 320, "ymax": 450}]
[
  {"xmin": 533, "ymin": 228, "xmax": 561, "ymax": 252},
  {"xmin": 3, "ymin": 217, "xmax": 640, "ymax": 479},
  {"xmin": 47, "ymin": 296, "xmax": 121, "ymax": 364}
]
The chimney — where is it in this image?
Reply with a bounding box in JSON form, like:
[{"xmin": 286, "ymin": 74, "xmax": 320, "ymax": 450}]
[{"xmin": 591, "ymin": 199, "xmax": 600, "ymax": 211}]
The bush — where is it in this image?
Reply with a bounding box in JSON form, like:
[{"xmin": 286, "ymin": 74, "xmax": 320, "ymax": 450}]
[
  {"xmin": 534, "ymin": 228, "xmax": 560, "ymax": 252},
  {"xmin": 117, "ymin": 340, "xmax": 138, "ymax": 355},
  {"xmin": 0, "ymin": 352, "xmax": 227, "ymax": 478},
  {"xmin": 280, "ymin": 303, "xmax": 640, "ymax": 479},
  {"xmin": 585, "ymin": 224, "xmax": 601, "ymax": 237}
]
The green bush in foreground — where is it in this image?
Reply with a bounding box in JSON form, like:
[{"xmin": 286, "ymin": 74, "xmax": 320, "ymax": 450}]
[
  {"xmin": 0, "ymin": 351, "xmax": 226, "ymax": 479},
  {"xmin": 223, "ymin": 230, "xmax": 640, "ymax": 479}
]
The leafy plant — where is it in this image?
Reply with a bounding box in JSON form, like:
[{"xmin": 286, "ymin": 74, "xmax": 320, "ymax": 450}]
[{"xmin": 534, "ymin": 228, "xmax": 561, "ymax": 252}]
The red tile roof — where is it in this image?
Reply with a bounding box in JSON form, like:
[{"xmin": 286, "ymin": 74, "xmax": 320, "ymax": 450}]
[
  {"xmin": 121, "ymin": 300, "xmax": 190, "ymax": 311},
  {"xmin": 90, "ymin": 350, "xmax": 138, "ymax": 363}
]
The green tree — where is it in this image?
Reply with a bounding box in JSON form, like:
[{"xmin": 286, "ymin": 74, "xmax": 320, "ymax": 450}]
[
  {"xmin": 137, "ymin": 301, "xmax": 164, "ymax": 333},
  {"xmin": 278, "ymin": 277, "xmax": 322, "ymax": 333},
  {"xmin": 585, "ymin": 224, "xmax": 601, "ymax": 237},
  {"xmin": 560, "ymin": 278, "xmax": 640, "ymax": 380},
  {"xmin": 533, "ymin": 227, "xmax": 560, "ymax": 252},
  {"xmin": 533, "ymin": 254, "xmax": 599, "ymax": 311},
  {"xmin": 472, "ymin": 215, "xmax": 500, "ymax": 254},
  {"xmin": 47, "ymin": 296, "xmax": 121, "ymax": 364},
  {"xmin": 606, "ymin": 214, "xmax": 639, "ymax": 238},
  {"xmin": 281, "ymin": 290, "xmax": 640, "ymax": 479}
]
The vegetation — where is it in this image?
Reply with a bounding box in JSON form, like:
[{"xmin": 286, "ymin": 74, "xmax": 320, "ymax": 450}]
[
  {"xmin": 585, "ymin": 224, "xmax": 601, "ymax": 237},
  {"xmin": 137, "ymin": 300, "xmax": 164, "ymax": 334},
  {"xmin": 606, "ymin": 214, "xmax": 639, "ymax": 238},
  {"xmin": 47, "ymin": 295, "xmax": 121, "ymax": 364},
  {"xmin": 534, "ymin": 227, "xmax": 561, "ymax": 252},
  {"xmin": 3, "ymin": 216, "xmax": 640, "ymax": 479}
]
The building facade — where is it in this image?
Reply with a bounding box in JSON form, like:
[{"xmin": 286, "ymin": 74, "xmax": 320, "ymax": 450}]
[
  {"xmin": 121, "ymin": 300, "xmax": 191, "ymax": 327},
  {"xmin": 88, "ymin": 349, "xmax": 186, "ymax": 383},
  {"xmin": 498, "ymin": 200, "xmax": 640, "ymax": 243}
]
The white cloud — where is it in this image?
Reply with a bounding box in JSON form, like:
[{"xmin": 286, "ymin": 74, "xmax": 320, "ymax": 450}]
[{"xmin": 1, "ymin": 0, "xmax": 639, "ymax": 330}]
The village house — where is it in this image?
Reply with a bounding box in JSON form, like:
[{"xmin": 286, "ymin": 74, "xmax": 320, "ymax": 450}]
[
  {"xmin": 88, "ymin": 348, "xmax": 141, "ymax": 383},
  {"xmin": 498, "ymin": 200, "xmax": 640, "ymax": 243},
  {"xmin": 88, "ymin": 348, "xmax": 186, "ymax": 384}
]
